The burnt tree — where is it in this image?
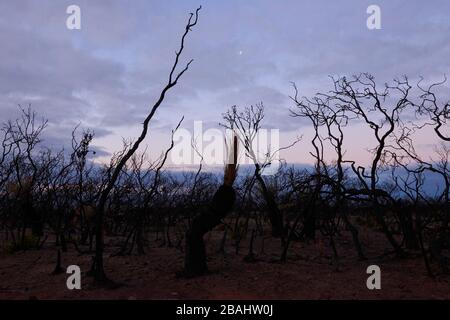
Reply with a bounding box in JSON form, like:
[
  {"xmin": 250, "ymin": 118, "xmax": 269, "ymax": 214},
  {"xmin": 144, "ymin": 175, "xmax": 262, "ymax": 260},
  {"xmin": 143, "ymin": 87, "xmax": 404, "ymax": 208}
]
[
  {"xmin": 222, "ymin": 104, "xmax": 299, "ymax": 238},
  {"xmin": 90, "ymin": 7, "xmax": 201, "ymax": 284},
  {"xmin": 183, "ymin": 136, "xmax": 238, "ymax": 277}
]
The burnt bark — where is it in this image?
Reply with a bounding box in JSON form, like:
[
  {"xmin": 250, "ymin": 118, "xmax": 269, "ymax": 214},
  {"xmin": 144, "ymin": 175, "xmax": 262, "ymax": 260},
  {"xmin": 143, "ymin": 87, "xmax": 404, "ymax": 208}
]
[
  {"xmin": 183, "ymin": 185, "xmax": 235, "ymax": 277},
  {"xmin": 254, "ymin": 165, "xmax": 284, "ymax": 238}
]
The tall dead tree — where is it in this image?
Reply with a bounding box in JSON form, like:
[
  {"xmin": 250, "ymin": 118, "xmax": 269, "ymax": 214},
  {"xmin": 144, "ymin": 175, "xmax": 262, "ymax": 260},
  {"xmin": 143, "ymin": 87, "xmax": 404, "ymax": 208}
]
[
  {"xmin": 328, "ymin": 74, "xmax": 411, "ymax": 257},
  {"xmin": 415, "ymin": 77, "xmax": 450, "ymax": 228},
  {"xmin": 222, "ymin": 104, "xmax": 299, "ymax": 238},
  {"xmin": 182, "ymin": 135, "xmax": 238, "ymax": 277},
  {"xmin": 90, "ymin": 7, "xmax": 201, "ymax": 284},
  {"xmin": 391, "ymin": 122, "xmax": 450, "ymax": 273},
  {"xmin": 290, "ymin": 84, "xmax": 366, "ymax": 259},
  {"xmin": 289, "ymin": 92, "xmax": 325, "ymax": 241}
]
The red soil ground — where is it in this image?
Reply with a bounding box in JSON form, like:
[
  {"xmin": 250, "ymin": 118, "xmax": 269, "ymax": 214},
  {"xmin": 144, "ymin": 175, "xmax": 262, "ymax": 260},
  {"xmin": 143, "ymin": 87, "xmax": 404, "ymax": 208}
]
[{"xmin": 0, "ymin": 224, "xmax": 449, "ymax": 300}]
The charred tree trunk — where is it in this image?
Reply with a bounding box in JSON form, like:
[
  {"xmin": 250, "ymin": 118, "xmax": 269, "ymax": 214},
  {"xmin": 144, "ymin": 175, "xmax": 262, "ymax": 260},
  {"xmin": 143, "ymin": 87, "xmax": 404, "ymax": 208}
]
[
  {"xmin": 399, "ymin": 209, "xmax": 419, "ymax": 250},
  {"xmin": 51, "ymin": 249, "xmax": 64, "ymax": 275},
  {"xmin": 136, "ymin": 225, "xmax": 145, "ymax": 255},
  {"xmin": 89, "ymin": 7, "xmax": 201, "ymax": 285},
  {"xmin": 183, "ymin": 185, "xmax": 236, "ymax": 277},
  {"xmin": 303, "ymin": 207, "xmax": 316, "ymax": 240},
  {"xmin": 254, "ymin": 165, "xmax": 284, "ymax": 238},
  {"xmin": 341, "ymin": 211, "xmax": 366, "ymax": 260}
]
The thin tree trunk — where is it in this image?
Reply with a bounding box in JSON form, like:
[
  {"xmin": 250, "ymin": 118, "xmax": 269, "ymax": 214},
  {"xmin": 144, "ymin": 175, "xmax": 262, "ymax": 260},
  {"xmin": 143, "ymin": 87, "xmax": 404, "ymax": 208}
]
[{"xmin": 254, "ymin": 166, "xmax": 284, "ymax": 238}]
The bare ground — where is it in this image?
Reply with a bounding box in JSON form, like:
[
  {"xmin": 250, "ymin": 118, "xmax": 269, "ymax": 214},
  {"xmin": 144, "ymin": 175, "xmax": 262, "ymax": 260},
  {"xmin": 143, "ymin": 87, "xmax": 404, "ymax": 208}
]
[{"xmin": 0, "ymin": 224, "xmax": 449, "ymax": 300}]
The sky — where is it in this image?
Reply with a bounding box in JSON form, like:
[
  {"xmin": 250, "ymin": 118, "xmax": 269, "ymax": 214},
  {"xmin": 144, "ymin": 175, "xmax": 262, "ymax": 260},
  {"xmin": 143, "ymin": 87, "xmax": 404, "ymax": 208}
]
[{"xmin": 1, "ymin": 0, "xmax": 450, "ymax": 168}]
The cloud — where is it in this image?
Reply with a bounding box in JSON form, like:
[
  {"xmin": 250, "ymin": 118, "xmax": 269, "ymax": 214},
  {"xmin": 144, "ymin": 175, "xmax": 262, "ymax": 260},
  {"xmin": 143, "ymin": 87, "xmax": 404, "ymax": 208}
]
[{"xmin": 0, "ymin": 0, "xmax": 449, "ymax": 165}]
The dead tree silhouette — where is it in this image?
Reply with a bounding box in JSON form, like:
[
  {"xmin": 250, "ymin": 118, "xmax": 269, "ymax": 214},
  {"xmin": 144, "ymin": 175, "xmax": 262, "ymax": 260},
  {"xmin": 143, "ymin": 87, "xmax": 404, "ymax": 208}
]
[
  {"xmin": 325, "ymin": 74, "xmax": 409, "ymax": 257},
  {"xmin": 290, "ymin": 83, "xmax": 366, "ymax": 259},
  {"xmin": 90, "ymin": 6, "xmax": 201, "ymax": 285},
  {"xmin": 182, "ymin": 135, "xmax": 238, "ymax": 277},
  {"xmin": 222, "ymin": 104, "xmax": 300, "ymax": 238},
  {"xmin": 5, "ymin": 108, "xmax": 47, "ymax": 245},
  {"xmin": 415, "ymin": 77, "xmax": 450, "ymax": 229}
]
